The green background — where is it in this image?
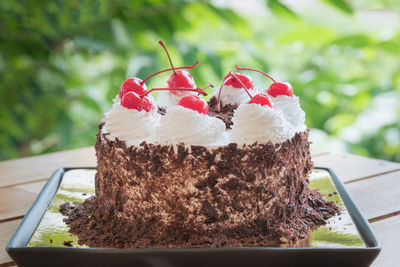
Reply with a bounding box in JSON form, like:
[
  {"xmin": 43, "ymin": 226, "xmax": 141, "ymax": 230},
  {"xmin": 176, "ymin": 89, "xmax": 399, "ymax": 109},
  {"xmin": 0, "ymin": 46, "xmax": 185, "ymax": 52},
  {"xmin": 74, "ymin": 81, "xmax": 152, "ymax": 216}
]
[{"xmin": 1, "ymin": 0, "xmax": 399, "ymax": 162}]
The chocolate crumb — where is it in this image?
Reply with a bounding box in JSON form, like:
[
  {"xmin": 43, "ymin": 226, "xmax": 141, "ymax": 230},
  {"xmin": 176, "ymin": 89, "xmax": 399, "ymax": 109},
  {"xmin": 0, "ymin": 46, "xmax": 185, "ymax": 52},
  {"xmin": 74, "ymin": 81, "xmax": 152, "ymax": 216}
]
[
  {"xmin": 208, "ymin": 96, "xmax": 237, "ymax": 129},
  {"xmin": 63, "ymin": 241, "xmax": 73, "ymax": 247},
  {"xmin": 158, "ymin": 106, "xmax": 167, "ymax": 115},
  {"xmin": 59, "ymin": 202, "xmax": 73, "ymax": 216}
]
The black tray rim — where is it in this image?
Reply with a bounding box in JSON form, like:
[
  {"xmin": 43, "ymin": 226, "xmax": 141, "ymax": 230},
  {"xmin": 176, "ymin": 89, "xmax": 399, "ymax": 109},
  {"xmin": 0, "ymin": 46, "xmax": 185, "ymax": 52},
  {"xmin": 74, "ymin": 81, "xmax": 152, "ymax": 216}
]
[{"xmin": 6, "ymin": 167, "xmax": 381, "ymax": 262}]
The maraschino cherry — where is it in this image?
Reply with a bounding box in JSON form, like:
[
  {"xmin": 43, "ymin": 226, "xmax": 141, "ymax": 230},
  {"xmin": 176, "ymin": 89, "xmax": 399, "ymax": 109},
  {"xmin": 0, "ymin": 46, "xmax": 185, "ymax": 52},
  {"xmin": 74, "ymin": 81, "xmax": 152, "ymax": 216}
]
[
  {"xmin": 141, "ymin": 61, "xmax": 198, "ymax": 86},
  {"xmin": 248, "ymin": 93, "xmax": 273, "ymax": 107},
  {"xmin": 121, "ymin": 86, "xmax": 209, "ymax": 112},
  {"xmin": 217, "ymin": 71, "xmax": 273, "ymax": 111},
  {"xmin": 159, "ymin": 41, "xmax": 197, "ymax": 94},
  {"xmin": 118, "ymin": 40, "xmax": 199, "ymax": 100},
  {"xmin": 223, "ymin": 72, "xmax": 254, "ymax": 90},
  {"xmin": 118, "ymin": 61, "xmax": 199, "ymax": 100},
  {"xmin": 267, "ymin": 82, "xmax": 293, "ymax": 97},
  {"xmin": 178, "ymin": 95, "xmax": 209, "ymax": 114},
  {"xmin": 216, "ymin": 71, "xmax": 273, "ymax": 110},
  {"xmin": 121, "ymin": 91, "xmax": 153, "ymax": 112},
  {"xmin": 235, "ymin": 65, "xmax": 293, "ymax": 97},
  {"xmin": 119, "ymin": 78, "xmax": 147, "ymax": 99}
]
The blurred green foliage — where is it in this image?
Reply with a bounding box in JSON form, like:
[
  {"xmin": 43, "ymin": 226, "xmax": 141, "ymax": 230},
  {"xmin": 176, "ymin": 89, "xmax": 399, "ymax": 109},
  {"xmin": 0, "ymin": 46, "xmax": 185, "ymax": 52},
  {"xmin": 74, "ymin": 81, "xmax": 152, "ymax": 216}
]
[{"xmin": 0, "ymin": 0, "xmax": 399, "ymax": 162}]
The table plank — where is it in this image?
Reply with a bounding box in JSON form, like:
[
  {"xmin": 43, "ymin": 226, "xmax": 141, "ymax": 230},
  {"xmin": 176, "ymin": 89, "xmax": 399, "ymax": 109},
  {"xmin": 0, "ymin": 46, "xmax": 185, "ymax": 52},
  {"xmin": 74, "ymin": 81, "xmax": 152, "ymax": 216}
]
[
  {"xmin": 310, "ymin": 149, "xmax": 330, "ymax": 157},
  {"xmin": 0, "ymin": 187, "xmax": 35, "ymax": 222},
  {"xmin": 0, "ymin": 147, "xmax": 96, "ymax": 188},
  {"xmin": 313, "ymin": 153, "xmax": 400, "ymax": 183},
  {"xmin": 0, "ymin": 220, "xmax": 20, "ymax": 265},
  {"xmin": 345, "ymin": 171, "xmax": 400, "ymax": 220},
  {"xmin": 0, "ymin": 181, "xmax": 46, "ymax": 222},
  {"xmin": 371, "ymin": 215, "xmax": 400, "ymax": 267},
  {"xmin": 14, "ymin": 180, "xmax": 47, "ymax": 195}
]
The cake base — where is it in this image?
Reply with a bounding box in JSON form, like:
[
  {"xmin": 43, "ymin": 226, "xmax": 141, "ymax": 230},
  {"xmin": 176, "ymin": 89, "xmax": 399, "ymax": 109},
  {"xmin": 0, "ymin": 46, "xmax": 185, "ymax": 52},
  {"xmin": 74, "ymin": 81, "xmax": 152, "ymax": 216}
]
[
  {"xmin": 61, "ymin": 125, "xmax": 338, "ymax": 249},
  {"xmin": 62, "ymin": 196, "xmax": 317, "ymax": 248}
]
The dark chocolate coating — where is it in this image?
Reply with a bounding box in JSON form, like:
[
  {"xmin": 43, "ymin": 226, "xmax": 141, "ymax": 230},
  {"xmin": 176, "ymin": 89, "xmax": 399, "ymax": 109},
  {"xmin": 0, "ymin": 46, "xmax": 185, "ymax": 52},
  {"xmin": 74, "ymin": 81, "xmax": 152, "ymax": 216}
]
[{"xmin": 63, "ymin": 123, "xmax": 338, "ymax": 248}]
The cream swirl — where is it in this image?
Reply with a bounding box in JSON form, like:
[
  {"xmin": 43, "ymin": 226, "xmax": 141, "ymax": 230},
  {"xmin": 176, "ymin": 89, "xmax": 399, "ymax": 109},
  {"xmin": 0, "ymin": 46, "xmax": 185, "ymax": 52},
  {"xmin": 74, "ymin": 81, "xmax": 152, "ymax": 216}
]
[
  {"xmin": 270, "ymin": 95, "xmax": 306, "ymax": 130},
  {"xmin": 102, "ymin": 101, "xmax": 160, "ymax": 146},
  {"xmin": 157, "ymin": 106, "xmax": 227, "ymax": 145},
  {"xmin": 230, "ymin": 103, "xmax": 294, "ymax": 144},
  {"xmin": 212, "ymin": 85, "xmax": 253, "ymax": 106}
]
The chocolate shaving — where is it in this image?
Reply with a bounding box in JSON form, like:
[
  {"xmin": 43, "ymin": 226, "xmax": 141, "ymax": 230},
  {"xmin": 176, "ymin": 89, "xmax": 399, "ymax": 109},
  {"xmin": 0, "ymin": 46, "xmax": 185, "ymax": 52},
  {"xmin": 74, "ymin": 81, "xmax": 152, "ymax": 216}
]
[
  {"xmin": 62, "ymin": 123, "xmax": 338, "ymax": 249},
  {"xmin": 63, "ymin": 241, "xmax": 73, "ymax": 247},
  {"xmin": 208, "ymin": 96, "xmax": 237, "ymax": 129}
]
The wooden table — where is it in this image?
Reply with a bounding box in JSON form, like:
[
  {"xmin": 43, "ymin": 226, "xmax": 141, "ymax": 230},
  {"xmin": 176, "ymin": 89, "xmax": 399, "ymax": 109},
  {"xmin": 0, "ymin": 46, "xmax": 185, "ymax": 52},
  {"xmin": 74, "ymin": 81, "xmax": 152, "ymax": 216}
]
[{"xmin": 1, "ymin": 147, "xmax": 399, "ymax": 266}]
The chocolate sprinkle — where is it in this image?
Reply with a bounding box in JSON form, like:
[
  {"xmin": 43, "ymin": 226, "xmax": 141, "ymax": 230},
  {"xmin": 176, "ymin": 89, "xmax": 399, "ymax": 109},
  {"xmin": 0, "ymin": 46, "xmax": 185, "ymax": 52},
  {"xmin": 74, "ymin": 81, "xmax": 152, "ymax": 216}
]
[
  {"xmin": 59, "ymin": 202, "xmax": 73, "ymax": 216},
  {"xmin": 63, "ymin": 241, "xmax": 73, "ymax": 247}
]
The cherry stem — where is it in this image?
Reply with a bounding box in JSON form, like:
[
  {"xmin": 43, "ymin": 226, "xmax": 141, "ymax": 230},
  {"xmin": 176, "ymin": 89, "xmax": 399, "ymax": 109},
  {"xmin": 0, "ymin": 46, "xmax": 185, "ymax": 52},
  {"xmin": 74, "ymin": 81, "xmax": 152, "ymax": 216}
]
[
  {"xmin": 199, "ymin": 83, "xmax": 214, "ymax": 95},
  {"xmin": 229, "ymin": 72, "xmax": 253, "ymax": 99},
  {"xmin": 159, "ymin": 41, "xmax": 176, "ymax": 75},
  {"xmin": 140, "ymin": 87, "xmax": 208, "ymax": 98},
  {"xmin": 215, "ymin": 83, "xmax": 224, "ymax": 112},
  {"xmin": 216, "ymin": 72, "xmax": 253, "ymax": 112},
  {"xmin": 235, "ymin": 65, "xmax": 276, "ymax": 83},
  {"xmin": 140, "ymin": 61, "xmax": 199, "ymax": 85}
]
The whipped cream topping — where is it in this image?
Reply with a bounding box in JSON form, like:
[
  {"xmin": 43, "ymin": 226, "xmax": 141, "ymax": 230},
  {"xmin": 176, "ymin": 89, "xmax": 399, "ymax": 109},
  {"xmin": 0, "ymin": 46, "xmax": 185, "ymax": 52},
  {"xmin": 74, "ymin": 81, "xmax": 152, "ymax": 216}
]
[
  {"xmin": 211, "ymin": 85, "xmax": 254, "ymax": 106},
  {"xmin": 102, "ymin": 100, "xmax": 160, "ymax": 146},
  {"xmin": 270, "ymin": 95, "xmax": 306, "ymax": 129},
  {"xmin": 157, "ymin": 105, "xmax": 227, "ymax": 146},
  {"xmin": 103, "ymin": 88, "xmax": 307, "ymax": 147},
  {"xmin": 230, "ymin": 103, "xmax": 296, "ymax": 144}
]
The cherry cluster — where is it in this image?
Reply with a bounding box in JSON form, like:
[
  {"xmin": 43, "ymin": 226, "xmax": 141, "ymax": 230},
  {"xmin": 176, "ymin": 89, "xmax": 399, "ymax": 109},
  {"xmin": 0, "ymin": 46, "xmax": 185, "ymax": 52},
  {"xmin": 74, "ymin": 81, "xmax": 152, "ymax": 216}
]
[
  {"xmin": 118, "ymin": 41, "xmax": 209, "ymax": 114},
  {"xmin": 118, "ymin": 41, "xmax": 294, "ymax": 115},
  {"xmin": 215, "ymin": 66, "xmax": 293, "ymax": 111}
]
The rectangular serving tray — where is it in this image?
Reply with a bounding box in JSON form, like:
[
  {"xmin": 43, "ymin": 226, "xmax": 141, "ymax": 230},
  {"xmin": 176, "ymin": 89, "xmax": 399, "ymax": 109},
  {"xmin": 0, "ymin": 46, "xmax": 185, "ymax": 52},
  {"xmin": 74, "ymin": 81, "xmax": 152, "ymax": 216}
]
[{"xmin": 6, "ymin": 167, "xmax": 381, "ymax": 267}]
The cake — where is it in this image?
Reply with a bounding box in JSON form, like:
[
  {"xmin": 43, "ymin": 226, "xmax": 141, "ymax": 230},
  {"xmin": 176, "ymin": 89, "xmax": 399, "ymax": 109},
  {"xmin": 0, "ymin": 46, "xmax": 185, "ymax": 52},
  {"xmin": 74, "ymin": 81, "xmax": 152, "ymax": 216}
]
[{"xmin": 63, "ymin": 41, "xmax": 338, "ymax": 248}]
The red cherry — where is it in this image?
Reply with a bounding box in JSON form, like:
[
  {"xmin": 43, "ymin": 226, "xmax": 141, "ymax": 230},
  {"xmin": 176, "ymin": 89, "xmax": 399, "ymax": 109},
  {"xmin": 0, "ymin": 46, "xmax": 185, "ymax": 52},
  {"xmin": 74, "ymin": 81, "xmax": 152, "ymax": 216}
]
[
  {"xmin": 167, "ymin": 70, "xmax": 196, "ymax": 93},
  {"xmin": 267, "ymin": 82, "xmax": 293, "ymax": 97},
  {"xmin": 216, "ymin": 71, "xmax": 253, "ymax": 112},
  {"xmin": 141, "ymin": 97, "xmax": 153, "ymax": 112},
  {"xmin": 119, "ymin": 78, "xmax": 147, "ymax": 99},
  {"xmin": 140, "ymin": 61, "xmax": 199, "ymax": 85},
  {"xmin": 120, "ymin": 92, "xmax": 153, "ymax": 111},
  {"xmin": 121, "ymin": 91, "xmax": 143, "ymax": 111},
  {"xmin": 178, "ymin": 95, "xmax": 209, "ymax": 114},
  {"xmin": 223, "ymin": 73, "xmax": 253, "ymax": 90},
  {"xmin": 159, "ymin": 41, "xmax": 197, "ymax": 96},
  {"xmin": 248, "ymin": 94, "xmax": 273, "ymax": 108}
]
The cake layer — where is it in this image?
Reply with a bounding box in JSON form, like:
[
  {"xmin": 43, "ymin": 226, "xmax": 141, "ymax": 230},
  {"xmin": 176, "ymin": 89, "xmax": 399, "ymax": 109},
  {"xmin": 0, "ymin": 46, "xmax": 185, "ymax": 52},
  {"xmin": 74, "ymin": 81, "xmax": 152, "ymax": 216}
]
[{"xmin": 63, "ymin": 123, "xmax": 338, "ymax": 248}]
